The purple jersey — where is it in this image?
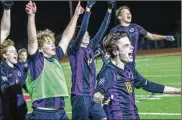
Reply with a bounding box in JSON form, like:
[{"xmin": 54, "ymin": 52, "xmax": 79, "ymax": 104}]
[
  {"xmin": 95, "ymin": 62, "xmax": 164, "ymax": 119},
  {"xmin": 28, "ymin": 46, "xmax": 65, "ymax": 109},
  {"xmin": 110, "ymin": 24, "xmax": 148, "ymax": 61},
  {"xmin": 0, "ymin": 61, "xmax": 27, "ymax": 119},
  {"xmin": 68, "ymin": 11, "xmax": 111, "ymax": 96}
]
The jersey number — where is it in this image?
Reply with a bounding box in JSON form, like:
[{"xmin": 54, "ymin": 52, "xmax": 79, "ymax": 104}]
[{"xmin": 125, "ymin": 82, "xmax": 132, "ymax": 93}]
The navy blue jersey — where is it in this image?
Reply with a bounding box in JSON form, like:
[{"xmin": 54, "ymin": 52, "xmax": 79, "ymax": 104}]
[
  {"xmin": 28, "ymin": 46, "xmax": 65, "ymax": 109},
  {"xmin": 0, "ymin": 61, "xmax": 27, "ymax": 119},
  {"xmin": 68, "ymin": 11, "xmax": 111, "ymax": 96},
  {"xmin": 95, "ymin": 62, "xmax": 164, "ymax": 119},
  {"xmin": 110, "ymin": 24, "xmax": 148, "ymax": 62}
]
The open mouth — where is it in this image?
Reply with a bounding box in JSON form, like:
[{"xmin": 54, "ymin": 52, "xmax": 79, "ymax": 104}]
[
  {"xmin": 128, "ymin": 52, "xmax": 133, "ymax": 59},
  {"xmin": 14, "ymin": 56, "xmax": 17, "ymax": 60}
]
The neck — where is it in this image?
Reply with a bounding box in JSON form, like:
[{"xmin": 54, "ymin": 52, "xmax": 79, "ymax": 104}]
[
  {"xmin": 120, "ymin": 21, "xmax": 130, "ymax": 27},
  {"xmin": 111, "ymin": 57, "xmax": 125, "ymax": 70},
  {"xmin": 80, "ymin": 44, "xmax": 88, "ymax": 48},
  {"xmin": 6, "ymin": 59, "xmax": 14, "ymax": 68}
]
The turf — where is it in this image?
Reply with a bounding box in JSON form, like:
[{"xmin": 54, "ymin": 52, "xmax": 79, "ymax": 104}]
[{"xmin": 26, "ymin": 55, "xmax": 181, "ymax": 119}]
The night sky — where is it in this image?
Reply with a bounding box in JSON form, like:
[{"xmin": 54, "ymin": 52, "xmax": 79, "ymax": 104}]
[{"xmin": 0, "ymin": 1, "xmax": 181, "ymax": 49}]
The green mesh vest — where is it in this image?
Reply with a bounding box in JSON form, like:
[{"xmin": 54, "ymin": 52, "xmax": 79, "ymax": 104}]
[{"xmin": 26, "ymin": 58, "xmax": 69, "ymax": 102}]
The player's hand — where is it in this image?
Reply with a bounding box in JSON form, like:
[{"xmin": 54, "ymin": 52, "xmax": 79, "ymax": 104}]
[
  {"xmin": 94, "ymin": 92, "xmax": 104, "ymax": 104},
  {"xmin": 164, "ymin": 36, "xmax": 175, "ymax": 41},
  {"xmin": 102, "ymin": 97, "xmax": 111, "ymax": 105},
  {"xmin": 74, "ymin": 0, "xmax": 84, "ymax": 16},
  {"xmin": 107, "ymin": 0, "xmax": 115, "ymax": 9},
  {"xmin": 25, "ymin": 0, "xmax": 37, "ymax": 15},
  {"xmin": 86, "ymin": 0, "xmax": 96, "ymax": 8},
  {"xmin": 2, "ymin": 0, "xmax": 13, "ymax": 10}
]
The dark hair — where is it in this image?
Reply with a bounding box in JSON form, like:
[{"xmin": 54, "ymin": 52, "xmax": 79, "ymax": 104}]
[{"xmin": 102, "ymin": 31, "xmax": 130, "ymax": 58}]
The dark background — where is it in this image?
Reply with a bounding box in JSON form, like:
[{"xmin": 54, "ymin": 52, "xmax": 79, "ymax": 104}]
[{"xmin": 0, "ymin": 1, "xmax": 181, "ymax": 49}]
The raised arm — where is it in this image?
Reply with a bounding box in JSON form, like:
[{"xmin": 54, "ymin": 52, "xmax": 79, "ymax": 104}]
[
  {"xmin": 0, "ymin": 1, "xmax": 13, "ymax": 43},
  {"xmin": 68, "ymin": 1, "xmax": 95, "ymax": 53},
  {"xmin": 58, "ymin": 1, "xmax": 84, "ymax": 54},
  {"xmin": 26, "ymin": 1, "xmax": 38, "ymax": 55},
  {"xmin": 90, "ymin": 0, "xmax": 115, "ymax": 50}
]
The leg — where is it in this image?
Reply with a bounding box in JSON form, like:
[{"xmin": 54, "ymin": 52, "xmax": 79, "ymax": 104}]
[
  {"xmin": 89, "ymin": 102, "xmax": 106, "ymax": 120},
  {"xmin": 71, "ymin": 95, "xmax": 90, "ymax": 120}
]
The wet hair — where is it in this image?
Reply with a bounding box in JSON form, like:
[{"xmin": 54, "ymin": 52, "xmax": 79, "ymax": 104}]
[
  {"xmin": 116, "ymin": 6, "xmax": 130, "ymax": 18},
  {"xmin": 0, "ymin": 39, "xmax": 15, "ymax": 60},
  {"xmin": 37, "ymin": 29, "xmax": 55, "ymax": 48},
  {"xmin": 102, "ymin": 31, "xmax": 130, "ymax": 58}
]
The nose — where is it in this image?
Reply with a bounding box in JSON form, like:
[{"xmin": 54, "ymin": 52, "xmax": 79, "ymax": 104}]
[{"xmin": 130, "ymin": 45, "xmax": 134, "ymax": 50}]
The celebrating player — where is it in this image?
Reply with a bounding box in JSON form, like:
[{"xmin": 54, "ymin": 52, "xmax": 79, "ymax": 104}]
[
  {"xmin": 94, "ymin": 31, "xmax": 181, "ymax": 120},
  {"xmin": 67, "ymin": 0, "xmax": 115, "ymax": 119},
  {"xmin": 25, "ymin": 0, "xmax": 83, "ymax": 119}
]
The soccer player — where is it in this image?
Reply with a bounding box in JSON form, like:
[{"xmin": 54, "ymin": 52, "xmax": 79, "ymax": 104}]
[
  {"xmin": 0, "ymin": 1, "xmax": 15, "ymax": 120},
  {"xmin": 25, "ymin": 1, "xmax": 83, "ymax": 119},
  {"xmin": 110, "ymin": 5, "xmax": 176, "ymax": 96},
  {"xmin": 67, "ymin": 1, "xmax": 115, "ymax": 119},
  {"xmin": 94, "ymin": 31, "xmax": 181, "ymax": 120},
  {"xmin": 0, "ymin": 39, "xmax": 28, "ymax": 120},
  {"xmin": 17, "ymin": 48, "xmax": 28, "ymax": 75},
  {"xmin": 111, "ymin": 5, "xmax": 175, "ymax": 66}
]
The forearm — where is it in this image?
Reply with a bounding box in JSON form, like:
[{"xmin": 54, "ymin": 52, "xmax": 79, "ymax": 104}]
[
  {"xmin": 74, "ymin": 10, "xmax": 91, "ymax": 47},
  {"xmin": 145, "ymin": 33, "xmax": 165, "ymax": 40},
  {"xmin": 163, "ymin": 86, "xmax": 181, "ymax": 94},
  {"xmin": 142, "ymin": 80, "xmax": 165, "ymax": 93},
  {"xmin": 27, "ymin": 15, "xmax": 38, "ymax": 55},
  {"xmin": 1, "ymin": 9, "xmax": 11, "ymax": 43},
  {"xmin": 91, "ymin": 10, "xmax": 112, "ymax": 48}
]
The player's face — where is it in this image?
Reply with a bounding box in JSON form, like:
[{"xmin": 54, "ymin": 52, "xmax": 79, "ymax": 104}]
[
  {"xmin": 3, "ymin": 46, "xmax": 18, "ymax": 64},
  {"xmin": 117, "ymin": 37, "xmax": 133, "ymax": 63},
  {"xmin": 19, "ymin": 51, "xmax": 28, "ymax": 62},
  {"xmin": 81, "ymin": 31, "xmax": 90, "ymax": 47},
  {"xmin": 41, "ymin": 37, "xmax": 56, "ymax": 57},
  {"xmin": 120, "ymin": 9, "xmax": 132, "ymax": 23}
]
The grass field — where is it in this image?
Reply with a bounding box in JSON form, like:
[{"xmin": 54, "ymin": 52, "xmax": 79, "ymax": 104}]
[{"xmin": 26, "ymin": 54, "xmax": 181, "ymax": 119}]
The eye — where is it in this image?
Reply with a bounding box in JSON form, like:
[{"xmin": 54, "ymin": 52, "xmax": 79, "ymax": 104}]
[{"xmin": 124, "ymin": 44, "xmax": 129, "ymax": 47}]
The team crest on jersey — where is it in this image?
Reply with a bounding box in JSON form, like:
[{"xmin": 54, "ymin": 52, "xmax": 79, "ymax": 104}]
[
  {"xmin": 88, "ymin": 58, "xmax": 92, "ymax": 65},
  {"xmin": 1, "ymin": 76, "xmax": 8, "ymax": 81},
  {"xmin": 98, "ymin": 78, "xmax": 105, "ymax": 86},
  {"xmin": 129, "ymin": 28, "xmax": 134, "ymax": 33},
  {"xmin": 18, "ymin": 71, "xmax": 21, "ymax": 77},
  {"xmin": 24, "ymin": 63, "xmax": 28, "ymax": 68}
]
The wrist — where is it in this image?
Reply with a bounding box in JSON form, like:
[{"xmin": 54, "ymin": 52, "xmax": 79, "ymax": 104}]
[
  {"xmin": 86, "ymin": 7, "xmax": 91, "ymax": 12},
  {"xmin": 107, "ymin": 8, "xmax": 112, "ymax": 13}
]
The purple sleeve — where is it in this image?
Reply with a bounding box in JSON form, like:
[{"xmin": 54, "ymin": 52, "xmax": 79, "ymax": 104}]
[
  {"xmin": 56, "ymin": 46, "xmax": 64, "ymax": 61},
  {"xmin": 136, "ymin": 24, "xmax": 148, "ymax": 36},
  {"xmin": 0, "ymin": 67, "xmax": 9, "ymax": 93},
  {"xmin": 134, "ymin": 70, "xmax": 164, "ymax": 93},
  {"xmin": 28, "ymin": 51, "xmax": 44, "ymax": 81},
  {"xmin": 95, "ymin": 69, "xmax": 112, "ymax": 94}
]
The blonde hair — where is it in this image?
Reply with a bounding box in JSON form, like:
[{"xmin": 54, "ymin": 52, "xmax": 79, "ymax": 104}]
[
  {"xmin": 0, "ymin": 39, "xmax": 15, "ymax": 60},
  {"xmin": 37, "ymin": 29, "xmax": 55, "ymax": 48},
  {"xmin": 116, "ymin": 6, "xmax": 130, "ymax": 18}
]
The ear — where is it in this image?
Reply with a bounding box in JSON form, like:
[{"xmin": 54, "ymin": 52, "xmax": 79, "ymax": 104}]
[
  {"xmin": 117, "ymin": 16, "xmax": 122, "ymax": 20},
  {"xmin": 3, "ymin": 53, "xmax": 7, "ymax": 59},
  {"xmin": 112, "ymin": 50, "xmax": 119, "ymax": 56}
]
